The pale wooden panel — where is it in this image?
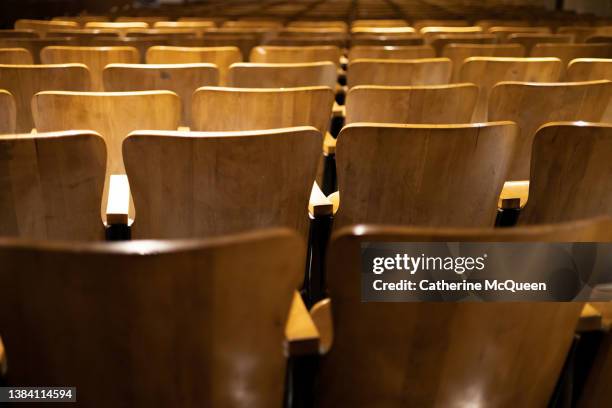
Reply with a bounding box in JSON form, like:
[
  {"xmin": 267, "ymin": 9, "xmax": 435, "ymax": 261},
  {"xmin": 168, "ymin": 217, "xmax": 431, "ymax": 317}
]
[
  {"xmin": 531, "ymin": 43, "xmax": 612, "ymax": 77},
  {"xmin": 520, "ymin": 123, "xmax": 612, "ymax": 224},
  {"xmin": 14, "ymin": 19, "xmax": 78, "ymax": 37},
  {"xmin": 125, "ymin": 127, "xmax": 321, "ymax": 239},
  {"xmin": 288, "ymin": 21, "xmax": 348, "ymax": 31},
  {"xmin": 154, "ymin": 21, "xmax": 217, "ymax": 30},
  {"xmin": 52, "ymin": 16, "xmax": 109, "ymax": 26},
  {"xmin": 429, "ymin": 34, "xmax": 497, "ymax": 55},
  {"xmin": 558, "ymin": 26, "xmax": 601, "ymax": 43},
  {"xmin": 250, "ymin": 45, "xmax": 341, "ymax": 66},
  {"xmin": 345, "ymin": 84, "xmax": 477, "ymax": 124},
  {"xmin": 567, "ymin": 58, "xmax": 612, "ymax": 81},
  {"xmin": 223, "ymin": 20, "xmax": 283, "ymax": 29},
  {"xmin": 460, "ymin": 57, "xmax": 562, "ymax": 122},
  {"xmin": 488, "ymin": 80, "xmax": 612, "ymax": 181},
  {"xmin": 352, "ymin": 19, "xmax": 409, "ymax": 28},
  {"xmin": 0, "ymin": 48, "xmax": 33, "ymax": 64},
  {"xmin": 103, "ymin": 63, "xmax": 219, "ymax": 128},
  {"xmin": 192, "ymin": 86, "xmax": 335, "ymax": 135},
  {"xmin": 0, "ymin": 228, "xmax": 304, "ymax": 407},
  {"xmin": 347, "ymin": 58, "xmax": 452, "ymax": 88},
  {"xmin": 351, "ymin": 27, "xmax": 416, "ymax": 36},
  {"xmin": 320, "ymin": 219, "xmax": 611, "ymax": 407},
  {"xmin": 476, "ymin": 20, "xmax": 530, "ymax": 31},
  {"xmin": 421, "ymin": 26, "xmax": 483, "ymax": 41},
  {"xmin": 85, "ymin": 21, "xmax": 149, "ymax": 35},
  {"xmin": 334, "ymin": 122, "xmax": 517, "ymax": 229},
  {"xmin": 116, "ymin": 16, "xmax": 168, "ymax": 26},
  {"xmin": 146, "ymin": 46, "xmax": 242, "ymax": 85},
  {"xmin": 413, "ymin": 20, "xmax": 469, "ymax": 32},
  {"xmin": 489, "ymin": 26, "xmax": 551, "ymax": 42},
  {"xmin": 0, "ymin": 38, "xmax": 77, "ymax": 64},
  {"xmin": 443, "ymin": 44, "xmax": 525, "ymax": 82},
  {"xmin": 32, "ymin": 91, "xmax": 180, "ymax": 221},
  {"xmin": 0, "ymin": 131, "xmax": 105, "ymax": 240},
  {"xmin": 508, "ymin": 33, "xmax": 574, "ymax": 55},
  {"xmin": 40, "ymin": 46, "xmax": 139, "ymax": 91},
  {"xmin": 348, "ymin": 45, "xmax": 435, "ymax": 60},
  {"xmin": 0, "ymin": 29, "xmax": 40, "ymax": 39},
  {"xmin": 0, "ymin": 90, "xmax": 15, "ymax": 134},
  {"xmin": 0, "ymin": 64, "xmax": 91, "ymax": 133},
  {"xmin": 228, "ymin": 62, "xmax": 337, "ymax": 89}
]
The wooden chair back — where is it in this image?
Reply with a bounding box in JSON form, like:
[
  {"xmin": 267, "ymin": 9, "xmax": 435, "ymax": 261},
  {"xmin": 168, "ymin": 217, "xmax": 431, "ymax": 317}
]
[
  {"xmin": 347, "ymin": 58, "xmax": 452, "ymax": 88},
  {"xmin": 0, "ymin": 38, "xmax": 77, "ymax": 63},
  {"xmin": 442, "ymin": 44, "xmax": 525, "ymax": 82},
  {"xmin": 124, "ymin": 128, "xmax": 321, "ymax": 238},
  {"xmin": 14, "ymin": 19, "xmax": 78, "ymax": 37},
  {"xmin": 146, "ymin": 46, "xmax": 242, "ymax": 85},
  {"xmin": 40, "ymin": 46, "xmax": 139, "ymax": 91},
  {"xmin": 192, "ymin": 86, "xmax": 335, "ymax": 135},
  {"xmin": 228, "ymin": 62, "xmax": 337, "ymax": 89},
  {"xmin": 103, "ymin": 63, "xmax": 219, "ymax": 127},
  {"xmin": 508, "ymin": 33, "xmax": 574, "ymax": 54},
  {"xmin": 0, "ymin": 228, "xmax": 303, "ymax": 407},
  {"xmin": 0, "ymin": 131, "xmax": 105, "ymax": 240},
  {"xmin": 460, "ymin": 57, "xmax": 562, "ymax": 122},
  {"xmin": 250, "ymin": 45, "xmax": 341, "ymax": 67},
  {"xmin": 567, "ymin": 58, "xmax": 612, "ymax": 81},
  {"xmin": 429, "ymin": 34, "xmax": 497, "ymax": 55},
  {"xmin": 488, "ymin": 80, "xmax": 612, "ymax": 180},
  {"xmin": 530, "ymin": 43, "xmax": 612, "ymax": 77},
  {"xmin": 489, "ymin": 26, "xmax": 551, "ymax": 42},
  {"xmin": 334, "ymin": 122, "xmax": 517, "ymax": 229},
  {"xmin": 0, "ymin": 64, "xmax": 91, "ymax": 132},
  {"xmin": 0, "ymin": 90, "xmax": 15, "ymax": 134},
  {"xmin": 519, "ymin": 123, "xmax": 612, "ymax": 224},
  {"xmin": 345, "ymin": 84, "xmax": 478, "ymax": 124},
  {"xmin": 348, "ymin": 45, "xmax": 435, "ymax": 60},
  {"xmin": 0, "ymin": 48, "xmax": 33, "ymax": 64}
]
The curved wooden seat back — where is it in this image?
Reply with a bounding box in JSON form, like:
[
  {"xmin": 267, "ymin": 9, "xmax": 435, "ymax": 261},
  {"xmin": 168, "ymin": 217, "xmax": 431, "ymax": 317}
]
[
  {"xmin": 429, "ymin": 34, "xmax": 497, "ymax": 55},
  {"xmin": 250, "ymin": 45, "xmax": 341, "ymax": 66},
  {"xmin": 84, "ymin": 21, "xmax": 149, "ymax": 35},
  {"xmin": 192, "ymin": 86, "xmax": 335, "ymax": 135},
  {"xmin": 0, "ymin": 30, "xmax": 38, "ymax": 39},
  {"xmin": 334, "ymin": 122, "xmax": 517, "ymax": 229},
  {"xmin": 507, "ymin": 33, "xmax": 574, "ymax": 54},
  {"xmin": 353, "ymin": 19, "xmax": 409, "ymax": 28},
  {"xmin": 223, "ymin": 20, "xmax": 283, "ymax": 29},
  {"xmin": 476, "ymin": 19, "xmax": 530, "ymax": 31},
  {"xmin": 154, "ymin": 21, "xmax": 217, "ymax": 31},
  {"xmin": 40, "ymin": 46, "xmax": 139, "ymax": 91},
  {"xmin": 124, "ymin": 127, "xmax": 321, "ymax": 239},
  {"xmin": 413, "ymin": 20, "xmax": 469, "ymax": 31},
  {"xmin": 347, "ymin": 58, "xmax": 452, "ymax": 88},
  {"xmin": 442, "ymin": 44, "xmax": 525, "ymax": 81},
  {"xmin": 146, "ymin": 46, "xmax": 242, "ymax": 85},
  {"xmin": 14, "ymin": 19, "xmax": 78, "ymax": 37},
  {"xmin": 348, "ymin": 45, "xmax": 435, "ymax": 60},
  {"xmin": 288, "ymin": 21, "xmax": 348, "ymax": 31},
  {"xmin": 420, "ymin": 26, "xmax": 483, "ymax": 41},
  {"xmin": 558, "ymin": 26, "xmax": 600, "ymax": 43},
  {"xmin": 0, "ymin": 228, "xmax": 303, "ymax": 407},
  {"xmin": 228, "ymin": 62, "xmax": 337, "ymax": 89},
  {"xmin": 350, "ymin": 27, "xmax": 416, "ymax": 37},
  {"xmin": 520, "ymin": 123, "xmax": 612, "ymax": 225},
  {"xmin": 488, "ymin": 80, "xmax": 612, "ymax": 181},
  {"xmin": 0, "ymin": 90, "xmax": 15, "ymax": 134},
  {"xmin": 530, "ymin": 44, "xmax": 612, "ymax": 77},
  {"xmin": 345, "ymin": 84, "xmax": 478, "ymax": 124},
  {"xmin": 116, "ymin": 16, "xmax": 168, "ymax": 25},
  {"xmin": 32, "ymin": 91, "xmax": 180, "ymax": 220},
  {"xmin": 0, "ymin": 38, "xmax": 77, "ymax": 64},
  {"xmin": 489, "ymin": 26, "xmax": 551, "ymax": 42},
  {"xmin": 567, "ymin": 58, "xmax": 612, "ymax": 81},
  {"xmin": 319, "ymin": 218, "xmax": 612, "ymax": 408},
  {"xmin": 0, "ymin": 64, "xmax": 91, "ymax": 133},
  {"xmin": 103, "ymin": 63, "xmax": 219, "ymax": 127},
  {"xmin": 460, "ymin": 57, "xmax": 562, "ymax": 122},
  {"xmin": 46, "ymin": 29, "xmax": 121, "ymax": 40},
  {"xmin": 0, "ymin": 131, "xmax": 105, "ymax": 240},
  {"xmin": 350, "ymin": 35, "xmax": 424, "ymax": 47},
  {"xmin": 0, "ymin": 48, "xmax": 33, "ymax": 64},
  {"xmin": 52, "ymin": 16, "xmax": 110, "ymax": 26}
]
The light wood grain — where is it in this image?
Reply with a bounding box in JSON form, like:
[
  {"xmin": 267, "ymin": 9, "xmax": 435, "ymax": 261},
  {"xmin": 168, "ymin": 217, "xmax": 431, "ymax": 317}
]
[
  {"xmin": 32, "ymin": 91, "xmax": 180, "ymax": 221},
  {"xmin": 421, "ymin": 26, "xmax": 483, "ymax": 41},
  {"xmin": 476, "ymin": 20, "xmax": 530, "ymax": 31},
  {"xmin": 345, "ymin": 84, "xmax": 478, "ymax": 124},
  {"xmin": 0, "ymin": 48, "xmax": 33, "ymax": 64},
  {"xmin": 0, "ymin": 38, "xmax": 78, "ymax": 64},
  {"xmin": 488, "ymin": 80, "xmax": 612, "ymax": 180},
  {"xmin": 288, "ymin": 21, "xmax": 348, "ymax": 31},
  {"xmin": 0, "ymin": 90, "xmax": 15, "ymax": 135},
  {"xmin": 519, "ymin": 122, "xmax": 612, "ymax": 224},
  {"xmin": 460, "ymin": 57, "xmax": 562, "ymax": 122},
  {"xmin": 442, "ymin": 44, "xmax": 525, "ymax": 82},
  {"xmin": 85, "ymin": 21, "xmax": 149, "ymax": 35},
  {"xmin": 558, "ymin": 26, "xmax": 601, "ymax": 43},
  {"xmin": 250, "ymin": 45, "xmax": 341, "ymax": 66},
  {"xmin": 413, "ymin": 19, "xmax": 469, "ymax": 32},
  {"xmin": 0, "ymin": 228, "xmax": 304, "ymax": 407},
  {"xmin": 334, "ymin": 122, "xmax": 517, "ymax": 229},
  {"xmin": 353, "ymin": 19, "xmax": 409, "ymax": 28},
  {"xmin": 40, "ymin": 46, "xmax": 139, "ymax": 91},
  {"xmin": 228, "ymin": 62, "xmax": 337, "ymax": 89},
  {"xmin": 103, "ymin": 63, "xmax": 219, "ymax": 127},
  {"xmin": 347, "ymin": 58, "xmax": 452, "ymax": 88},
  {"xmin": 348, "ymin": 45, "xmax": 435, "ymax": 60},
  {"xmin": 0, "ymin": 64, "xmax": 91, "ymax": 132},
  {"xmin": 192, "ymin": 86, "xmax": 335, "ymax": 135},
  {"xmin": 351, "ymin": 27, "xmax": 416, "ymax": 36},
  {"xmin": 350, "ymin": 35, "xmax": 424, "ymax": 47},
  {"xmin": 124, "ymin": 127, "xmax": 321, "ymax": 239},
  {"xmin": 223, "ymin": 20, "xmax": 283, "ymax": 29},
  {"xmin": 0, "ymin": 29, "xmax": 39, "ymax": 39},
  {"xmin": 320, "ymin": 218, "xmax": 612, "ymax": 407},
  {"xmin": 508, "ymin": 33, "xmax": 574, "ymax": 54},
  {"xmin": 14, "ymin": 19, "xmax": 78, "ymax": 37},
  {"xmin": 489, "ymin": 26, "xmax": 551, "ymax": 42},
  {"xmin": 52, "ymin": 16, "xmax": 109, "ymax": 26},
  {"xmin": 531, "ymin": 43, "xmax": 612, "ymax": 78},
  {"xmin": 429, "ymin": 34, "xmax": 497, "ymax": 55},
  {"xmin": 0, "ymin": 130, "xmax": 105, "ymax": 240},
  {"xmin": 116, "ymin": 16, "xmax": 168, "ymax": 25},
  {"xmin": 146, "ymin": 46, "xmax": 241, "ymax": 85}
]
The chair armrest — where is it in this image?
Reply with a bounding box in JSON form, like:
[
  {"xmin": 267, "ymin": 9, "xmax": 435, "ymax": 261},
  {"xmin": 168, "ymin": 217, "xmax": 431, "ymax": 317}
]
[
  {"xmin": 285, "ymin": 291, "xmax": 320, "ymax": 356},
  {"xmin": 323, "ymin": 132, "xmax": 337, "ymax": 155},
  {"xmin": 106, "ymin": 174, "xmax": 130, "ymax": 225},
  {"xmin": 310, "ymin": 298, "xmax": 333, "ymax": 354},
  {"xmin": 0, "ymin": 335, "xmax": 6, "ymax": 377},
  {"xmin": 332, "ymin": 102, "xmax": 345, "ymax": 119},
  {"xmin": 327, "ymin": 191, "xmax": 339, "ymax": 215},
  {"xmin": 577, "ymin": 303, "xmax": 608, "ymax": 332},
  {"xmin": 309, "ymin": 181, "xmax": 333, "ymax": 218},
  {"xmin": 177, "ymin": 126, "xmax": 190, "ymax": 132},
  {"xmin": 498, "ymin": 180, "xmax": 529, "ymax": 209}
]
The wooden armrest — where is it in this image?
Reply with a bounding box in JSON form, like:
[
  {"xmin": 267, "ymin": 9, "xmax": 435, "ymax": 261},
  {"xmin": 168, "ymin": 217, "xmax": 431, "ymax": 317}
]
[
  {"xmin": 310, "ymin": 298, "xmax": 333, "ymax": 354},
  {"xmin": 328, "ymin": 191, "xmax": 339, "ymax": 215},
  {"xmin": 177, "ymin": 126, "xmax": 190, "ymax": 132},
  {"xmin": 332, "ymin": 102, "xmax": 345, "ymax": 118},
  {"xmin": 339, "ymin": 55, "xmax": 348, "ymax": 66},
  {"xmin": 323, "ymin": 132, "xmax": 337, "ymax": 155},
  {"xmin": 498, "ymin": 180, "xmax": 529, "ymax": 209},
  {"xmin": 106, "ymin": 174, "xmax": 130, "ymax": 225},
  {"xmin": 0, "ymin": 335, "xmax": 6, "ymax": 377},
  {"xmin": 578, "ymin": 303, "xmax": 608, "ymax": 332},
  {"xmin": 285, "ymin": 291, "xmax": 320, "ymax": 356},
  {"xmin": 309, "ymin": 181, "xmax": 333, "ymax": 217}
]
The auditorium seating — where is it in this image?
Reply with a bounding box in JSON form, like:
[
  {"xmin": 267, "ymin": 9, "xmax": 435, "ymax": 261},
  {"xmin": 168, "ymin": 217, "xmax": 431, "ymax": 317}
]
[
  {"xmin": 348, "ymin": 45, "xmax": 435, "ymax": 60},
  {"xmin": 567, "ymin": 58, "xmax": 612, "ymax": 81},
  {"xmin": 530, "ymin": 43, "xmax": 612, "ymax": 77},
  {"xmin": 507, "ymin": 33, "xmax": 574, "ymax": 54},
  {"xmin": 442, "ymin": 44, "xmax": 525, "ymax": 81},
  {"xmin": 228, "ymin": 62, "xmax": 337, "ymax": 89},
  {"xmin": 0, "ymin": 90, "xmax": 15, "ymax": 134},
  {"xmin": 250, "ymin": 45, "xmax": 341, "ymax": 66},
  {"xmin": 0, "ymin": 47, "xmax": 33, "ymax": 64},
  {"xmin": 347, "ymin": 58, "xmax": 452, "ymax": 87}
]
